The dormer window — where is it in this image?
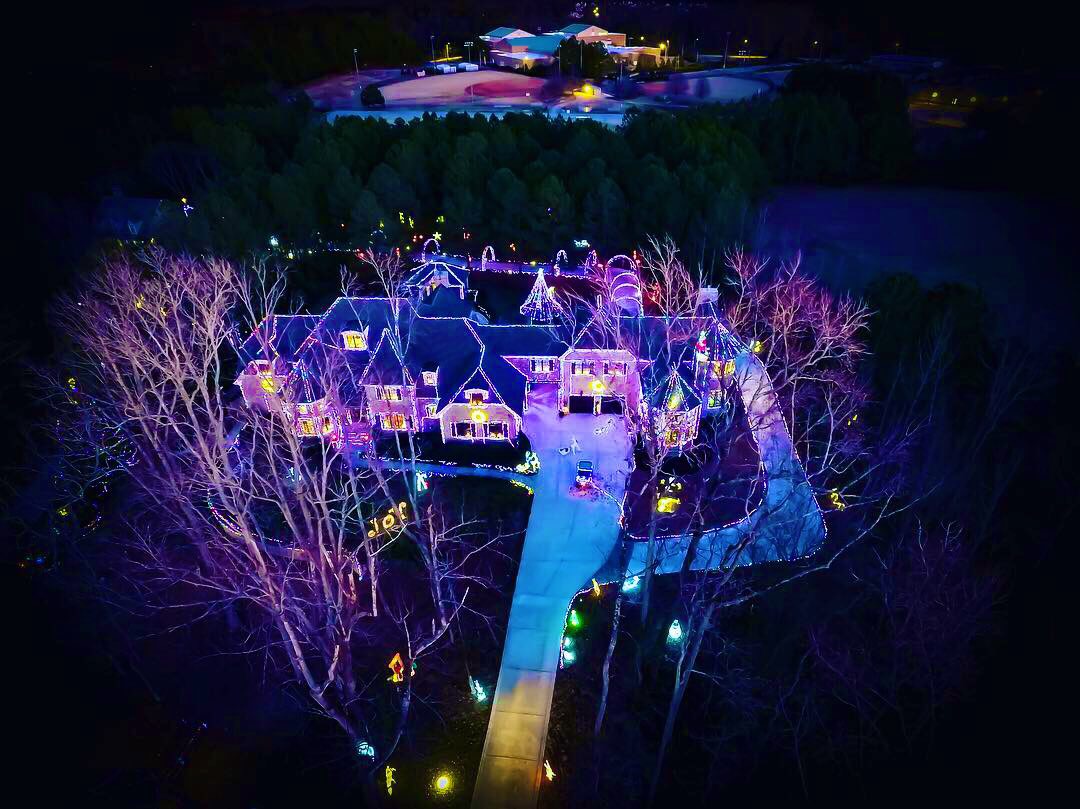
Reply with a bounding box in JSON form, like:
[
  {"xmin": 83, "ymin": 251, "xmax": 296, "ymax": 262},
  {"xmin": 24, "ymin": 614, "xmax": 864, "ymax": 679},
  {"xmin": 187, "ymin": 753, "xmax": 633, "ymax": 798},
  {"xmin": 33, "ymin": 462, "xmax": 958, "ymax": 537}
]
[
  {"xmin": 467, "ymin": 390, "xmax": 487, "ymax": 406},
  {"xmin": 342, "ymin": 329, "xmax": 368, "ymax": 350},
  {"xmin": 422, "ymin": 370, "xmax": 438, "ymax": 386}
]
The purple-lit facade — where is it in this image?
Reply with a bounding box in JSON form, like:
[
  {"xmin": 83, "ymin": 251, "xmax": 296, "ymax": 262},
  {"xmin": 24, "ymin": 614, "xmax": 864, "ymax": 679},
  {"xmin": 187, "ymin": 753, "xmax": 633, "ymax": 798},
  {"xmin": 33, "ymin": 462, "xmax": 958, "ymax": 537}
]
[{"xmin": 234, "ymin": 255, "xmax": 744, "ymax": 453}]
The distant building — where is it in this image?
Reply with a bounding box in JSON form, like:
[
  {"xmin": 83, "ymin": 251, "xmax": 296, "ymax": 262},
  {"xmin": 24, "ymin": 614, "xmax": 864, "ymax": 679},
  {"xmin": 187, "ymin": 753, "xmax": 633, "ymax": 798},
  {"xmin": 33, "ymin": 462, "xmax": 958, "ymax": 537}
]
[{"xmin": 484, "ymin": 22, "xmax": 632, "ymax": 69}]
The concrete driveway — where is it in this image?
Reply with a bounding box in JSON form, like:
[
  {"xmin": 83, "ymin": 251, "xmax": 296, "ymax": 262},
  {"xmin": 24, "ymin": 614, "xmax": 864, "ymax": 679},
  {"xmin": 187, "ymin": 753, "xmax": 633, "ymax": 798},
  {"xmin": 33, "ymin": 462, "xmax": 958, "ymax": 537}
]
[{"xmin": 472, "ymin": 383, "xmax": 631, "ymax": 809}]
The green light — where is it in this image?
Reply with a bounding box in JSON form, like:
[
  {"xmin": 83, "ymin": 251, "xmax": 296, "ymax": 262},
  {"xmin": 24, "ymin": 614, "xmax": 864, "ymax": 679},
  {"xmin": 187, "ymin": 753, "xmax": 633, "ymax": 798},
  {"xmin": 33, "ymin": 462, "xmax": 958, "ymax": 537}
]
[
  {"xmin": 668, "ymin": 619, "xmax": 683, "ymax": 642},
  {"xmin": 568, "ymin": 609, "xmax": 581, "ymax": 628}
]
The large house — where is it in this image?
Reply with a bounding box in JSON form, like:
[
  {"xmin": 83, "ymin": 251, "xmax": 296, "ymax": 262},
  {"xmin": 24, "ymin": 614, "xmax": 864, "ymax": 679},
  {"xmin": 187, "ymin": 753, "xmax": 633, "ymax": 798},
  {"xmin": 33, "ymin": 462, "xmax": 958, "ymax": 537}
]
[{"xmin": 234, "ymin": 254, "xmax": 745, "ymax": 454}]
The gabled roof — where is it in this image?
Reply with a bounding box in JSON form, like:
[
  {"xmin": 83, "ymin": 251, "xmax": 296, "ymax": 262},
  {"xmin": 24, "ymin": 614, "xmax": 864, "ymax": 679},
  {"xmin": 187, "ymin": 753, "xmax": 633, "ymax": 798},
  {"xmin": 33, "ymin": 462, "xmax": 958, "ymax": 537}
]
[
  {"xmin": 560, "ymin": 23, "xmax": 608, "ymax": 36},
  {"xmin": 484, "ymin": 26, "xmax": 532, "ymax": 39},
  {"xmin": 651, "ymin": 365, "xmax": 701, "ymax": 412},
  {"xmin": 360, "ymin": 331, "xmax": 409, "ymax": 386},
  {"xmin": 238, "ymin": 314, "xmax": 321, "ymax": 366},
  {"xmin": 404, "ymin": 256, "xmax": 470, "ymax": 293}
]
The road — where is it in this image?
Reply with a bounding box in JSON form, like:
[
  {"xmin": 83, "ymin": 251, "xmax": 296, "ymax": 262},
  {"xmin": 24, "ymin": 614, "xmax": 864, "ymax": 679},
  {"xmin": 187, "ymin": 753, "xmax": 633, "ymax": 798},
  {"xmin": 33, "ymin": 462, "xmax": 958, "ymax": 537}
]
[{"xmin": 471, "ymin": 383, "xmax": 631, "ymax": 809}]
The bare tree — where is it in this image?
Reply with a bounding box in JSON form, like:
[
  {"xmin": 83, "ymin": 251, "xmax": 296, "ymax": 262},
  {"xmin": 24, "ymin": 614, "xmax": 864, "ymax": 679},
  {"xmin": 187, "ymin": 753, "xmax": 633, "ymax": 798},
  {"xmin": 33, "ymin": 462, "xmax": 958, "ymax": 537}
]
[{"xmin": 47, "ymin": 249, "xmax": 507, "ymax": 785}]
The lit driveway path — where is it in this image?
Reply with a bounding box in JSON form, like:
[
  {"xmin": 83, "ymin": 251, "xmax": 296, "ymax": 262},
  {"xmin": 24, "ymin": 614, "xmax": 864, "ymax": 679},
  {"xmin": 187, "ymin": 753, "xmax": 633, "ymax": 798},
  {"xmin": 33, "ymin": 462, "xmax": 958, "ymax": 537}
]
[
  {"xmin": 624, "ymin": 349, "xmax": 825, "ymax": 577},
  {"xmin": 472, "ymin": 383, "xmax": 631, "ymax": 809}
]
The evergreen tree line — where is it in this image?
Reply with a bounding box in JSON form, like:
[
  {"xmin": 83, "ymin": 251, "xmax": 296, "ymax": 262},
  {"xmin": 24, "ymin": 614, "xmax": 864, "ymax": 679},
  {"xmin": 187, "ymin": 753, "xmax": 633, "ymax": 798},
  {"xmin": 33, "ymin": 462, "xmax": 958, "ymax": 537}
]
[{"xmin": 153, "ymin": 67, "xmax": 912, "ymax": 263}]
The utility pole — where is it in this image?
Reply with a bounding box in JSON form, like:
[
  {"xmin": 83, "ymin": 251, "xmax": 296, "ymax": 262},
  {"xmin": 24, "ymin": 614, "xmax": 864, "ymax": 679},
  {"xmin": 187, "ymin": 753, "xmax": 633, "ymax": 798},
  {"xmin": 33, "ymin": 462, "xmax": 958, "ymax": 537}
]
[
  {"xmin": 694, "ymin": 37, "xmax": 700, "ymax": 63},
  {"xmin": 352, "ymin": 48, "xmax": 359, "ymax": 78},
  {"xmin": 723, "ymin": 31, "xmax": 730, "ymax": 69},
  {"xmin": 430, "ymin": 35, "xmax": 436, "ymax": 61}
]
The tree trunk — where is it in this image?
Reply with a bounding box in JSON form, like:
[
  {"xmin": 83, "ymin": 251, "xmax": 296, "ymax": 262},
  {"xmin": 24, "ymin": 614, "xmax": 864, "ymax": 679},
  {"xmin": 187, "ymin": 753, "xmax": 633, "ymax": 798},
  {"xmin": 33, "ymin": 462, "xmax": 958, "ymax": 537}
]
[
  {"xmin": 646, "ymin": 600, "xmax": 715, "ymax": 808},
  {"xmin": 594, "ymin": 592, "xmax": 623, "ymax": 737}
]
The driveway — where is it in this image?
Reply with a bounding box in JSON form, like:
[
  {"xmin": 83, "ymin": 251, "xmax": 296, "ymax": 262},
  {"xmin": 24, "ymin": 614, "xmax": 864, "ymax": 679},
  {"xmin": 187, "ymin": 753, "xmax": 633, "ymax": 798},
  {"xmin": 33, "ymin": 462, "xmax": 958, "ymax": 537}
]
[
  {"xmin": 623, "ymin": 349, "xmax": 824, "ymax": 577},
  {"xmin": 472, "ymin": 383, "xmax": 631, "ymax": 809}
]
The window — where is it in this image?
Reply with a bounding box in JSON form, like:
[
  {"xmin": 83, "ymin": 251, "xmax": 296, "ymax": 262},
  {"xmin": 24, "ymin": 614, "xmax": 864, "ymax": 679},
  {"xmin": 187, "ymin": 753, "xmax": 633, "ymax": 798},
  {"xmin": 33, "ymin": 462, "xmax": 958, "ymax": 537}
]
[
  {"xmin": 571, "ymin": 360, "xmax": 595, "ymax": 376},
  {"xmin": 708, "ymin": 390, "xmax": 724, "ymax": 408},
  {"xmin": 422, "ymin": 370, "xmax": 438, "ymax": 386},
  {"xmin": 467, "ymin": 390, "xmax": 486, "ymax": 406},
  {"xmin": 488, "ymin": 422, "xmax": 506, "ymax": 440},
  {"xmin": 452, "ymin": 421, "xmax": 475, "ymax": 438},
  {"xmin": 425, "ymin": 403, "xmax": 438, "ymax": 418},
  {"xmin": 530, "ymin": 358, "xmax": 556, "ymax": 374},
  {"xmin": 342, "ymin": 329, "xmax": 368, "ymax": 350},
  {"xmin": 603, "ymin": 361, "xmax": 626, "ymax": 376},
  {"xmin": 321, "ymin": 416, "xmax": 334, "ymax": 434},
  {"xmin": 381, "ymin": 386, "xmax": 403, "ymax": 402},
  {"xmin": 665, "ymin": 429, "xmax": 680, "ymax": 446},
  {"xmin": 259, "ymin": 372, "xmax": 278, "ymax": 394},
  {"xmin": 381, "ymin": 413, "xmax": 408, "ymax": 430},
  {"xmin": 298, "ymin": 418, "xmax": 316, "ymax": 436}
]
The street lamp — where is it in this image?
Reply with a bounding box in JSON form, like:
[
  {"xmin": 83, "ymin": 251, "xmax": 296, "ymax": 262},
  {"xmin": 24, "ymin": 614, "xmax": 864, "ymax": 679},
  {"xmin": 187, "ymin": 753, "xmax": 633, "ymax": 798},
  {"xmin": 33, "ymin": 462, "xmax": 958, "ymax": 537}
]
[{"xmin": 430, "ymin": 35, "xmax": 435, "ymax": 61}]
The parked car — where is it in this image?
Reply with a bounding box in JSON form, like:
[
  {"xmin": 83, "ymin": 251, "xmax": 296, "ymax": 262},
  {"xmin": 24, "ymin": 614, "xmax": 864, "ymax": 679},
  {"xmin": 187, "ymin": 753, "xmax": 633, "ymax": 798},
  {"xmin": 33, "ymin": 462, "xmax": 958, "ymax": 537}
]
[{"xmin": 575, "ymin": 460, "xmax": 594, "ymax": 488}]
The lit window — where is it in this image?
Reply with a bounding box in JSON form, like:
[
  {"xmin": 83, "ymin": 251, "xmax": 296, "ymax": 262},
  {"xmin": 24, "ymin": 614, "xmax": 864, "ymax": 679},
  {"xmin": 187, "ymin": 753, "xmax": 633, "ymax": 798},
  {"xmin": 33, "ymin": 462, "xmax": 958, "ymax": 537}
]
[
  {"xmin": 468, "ymin": 390, "xmax": 486, "ymax": 406},
  {"xmin": 381, "ymin": 413, "xmax": 408, "ymax": 430},
  {"xmin": 382, "ymin": 386, "xmax": 403, "ymax": 402},
  {"xmin": 321, "ymin": 416, "xmax": 334, "ymax": 434},
  {"xmin": 426, "ymin": 403, "xmax": 438, "ymax": 417},
  {"xmin": 489, "ymin": 422, "xmax": 506, "ymax": 439},
  {"xmin": 298, "ymin": 418, "xmax": 316, "ymax": 436},
  {"xmin": 342, "ymin": 330, "xmax": 368, "ymax": 350},
  {"xmin": 422, "ymin": 370, "xmax": 438, "ymax": 386},
  {"xmin": 665, "ymin": 430, "xmax": 679, "ymax": 446},
  {"xmin": 259, "ymin": 373, "xmax": 278, "ymax": 393},
  {"xmin": 453, "ymin": 421, "xmax": 474, "ymax": 438},
  {"xmin": 708, "ymin": 390, "xmax": 724, "ymax": 408}
]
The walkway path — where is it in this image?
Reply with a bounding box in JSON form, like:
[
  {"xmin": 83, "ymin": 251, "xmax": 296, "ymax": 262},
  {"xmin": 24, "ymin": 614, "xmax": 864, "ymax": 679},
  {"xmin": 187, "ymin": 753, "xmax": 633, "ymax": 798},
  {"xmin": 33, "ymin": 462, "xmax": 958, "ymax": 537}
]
[
  {"xmin": 623, "ymin": 349, "xmax": 824, "ymax": 578},
  {"xmin": 472, "ymin": 384, "xmax": 631, "ymax": 809}
]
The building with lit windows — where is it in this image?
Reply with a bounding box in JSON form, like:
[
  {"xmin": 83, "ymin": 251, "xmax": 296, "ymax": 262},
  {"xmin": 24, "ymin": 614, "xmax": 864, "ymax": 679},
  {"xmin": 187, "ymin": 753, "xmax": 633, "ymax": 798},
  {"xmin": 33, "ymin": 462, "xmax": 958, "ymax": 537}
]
[{"xmin": 234, "ymin": 253, "xmax": 744, "ymax": 454}]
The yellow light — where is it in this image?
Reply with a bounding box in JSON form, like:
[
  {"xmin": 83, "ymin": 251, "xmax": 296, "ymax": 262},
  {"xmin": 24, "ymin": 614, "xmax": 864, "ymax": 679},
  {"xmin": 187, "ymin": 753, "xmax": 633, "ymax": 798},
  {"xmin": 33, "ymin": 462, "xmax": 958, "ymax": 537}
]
[
  {"xmin": 435, "ymin": 773, "xmax": 452, "ymax": 792},
  {"xmin": 592, "ymin": 578, "xmax": 601, "ymax": 597},
  {"xmin": 545, "ymin": 760, "xmax": 556, "ymax": 780},
  {"xmin": 259, "ymin": 374, "xmax": 278, "ymax": 393},
  {"xmin": 931, "ymin": 90, "xmax": 939, "ymax": 98},
  {"xmin": 590, "ymin": 379, "xmax": 606, "ymax": 393},
  {"xmin": 471, "ymin": 408, "xmax": 489, "ymax": 423},
  {"xmin": 749, "ymin": 339, "xmax": 764, "ymax": 354},
  {"xmin": 657, "ymin": 496, "xmax": 680, "ymax": 513}
]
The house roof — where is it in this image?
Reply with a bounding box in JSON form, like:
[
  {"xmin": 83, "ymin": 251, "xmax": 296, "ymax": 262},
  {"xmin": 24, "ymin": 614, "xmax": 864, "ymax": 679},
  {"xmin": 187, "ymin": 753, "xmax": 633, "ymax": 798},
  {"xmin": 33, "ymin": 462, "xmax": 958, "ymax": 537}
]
[
  {"xmin": 503, "ymin": 35, "xmax": 565, "ymax": 55},
  {"xmin": 484, "ymin": 26, "xmax": 532, "ymax": 39},
  {"xmin": 238, "ymin": 314, "xmax": 321, "ymax": 366},
  {"xmin": 560, "ymin": 23, "xmax": 595, "ymax": 35}
]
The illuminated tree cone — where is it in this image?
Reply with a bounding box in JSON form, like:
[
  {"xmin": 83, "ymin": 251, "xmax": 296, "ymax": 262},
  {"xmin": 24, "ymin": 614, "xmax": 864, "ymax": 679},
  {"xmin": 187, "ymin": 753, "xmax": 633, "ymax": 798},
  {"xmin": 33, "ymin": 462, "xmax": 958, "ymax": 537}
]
[{"xmin": 519, "ymin": 267, "xmax": 560, "ymax": 323}]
